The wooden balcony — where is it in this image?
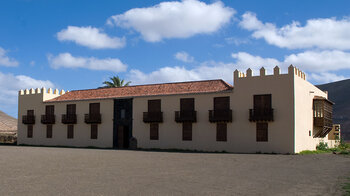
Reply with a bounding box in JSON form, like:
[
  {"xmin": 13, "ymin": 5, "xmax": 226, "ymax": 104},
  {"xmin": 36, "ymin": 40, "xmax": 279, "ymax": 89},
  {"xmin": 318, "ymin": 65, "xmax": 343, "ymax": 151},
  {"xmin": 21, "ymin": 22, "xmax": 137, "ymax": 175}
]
[
  {"xmin": 249, "ymin": 109, "xmax": 274, "ymax": 122},
  {"xmin": 61, "ymin": 114, "xmax": 77, "ymax": 124},
  {"xmin": 314, "ymin": 117, "xmax": 332, "ymax": 128},
  {"xmin": 41, "ymin": 114, "xmax": 56, "ymax": 124},
  {"xmin": 209, "ymin": 110, "xmax": 232, "ymax": 123},
  {"xmin": 84, "ymin": 113, "xmax": 101, "ymax": 124},
  {"xmin": 143, "ymin": 112, "xmax": 163, "ymax": 123},
  {"xmin": 175, "ymin": 111, "xmax": 197, "ymax": 122},
  {"xmin": 22, "ymin": 115, "xmax": 35, "ymax": 124}
]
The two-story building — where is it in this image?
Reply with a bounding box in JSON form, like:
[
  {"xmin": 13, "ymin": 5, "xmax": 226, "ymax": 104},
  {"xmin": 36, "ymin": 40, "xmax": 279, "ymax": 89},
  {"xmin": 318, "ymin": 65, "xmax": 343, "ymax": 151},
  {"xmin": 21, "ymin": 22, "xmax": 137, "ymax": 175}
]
[{"xmin": 17, "ymin": 65, "xmax": 335, "ymax": 153}]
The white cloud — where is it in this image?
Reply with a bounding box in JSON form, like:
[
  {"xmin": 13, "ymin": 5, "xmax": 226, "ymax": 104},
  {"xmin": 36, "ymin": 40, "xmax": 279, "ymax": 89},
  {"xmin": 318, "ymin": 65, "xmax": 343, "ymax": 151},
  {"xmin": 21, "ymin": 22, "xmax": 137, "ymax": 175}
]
[
  {"xmin": 231, "ymin": 52, "xmax": 282, "ymax": 74},
  {"xmin": 57, "ymin": 26, "xmax": 126, "ymax": 49},
  {"xmin": 231, "ymin": 51, "xmax": 350, "ymax": 83},
  {"xmin": 0, "ymin": 47, "xmax": 19, "ymax": 67},
  {"xmin": 308, "ymin": 72, "xmax": 346, "ymax": 84},
  {"xmin": 107, "ymin": 0, "xmax": 235, "ymax": 42},
  {"xmin": 127, "ymin": 61, "xmax": 234, "ymax": 85},
  {"xmin": 48, "ymin": 53, "xmax": 127, "ymax": 72},
  {"xmin": 174, "ymin": 51, "xmax": 194, "ymax": 63},
  {"xmin": 239, "ymin": 12, "xmax": 350, "ymax": 50},
  {"xmin": 284, "ymin": 50, "xmax": 350, "ymax": 72},
  {"xmin": 0, "ymin": 72, "xmax": 54, "ymax": 116}
]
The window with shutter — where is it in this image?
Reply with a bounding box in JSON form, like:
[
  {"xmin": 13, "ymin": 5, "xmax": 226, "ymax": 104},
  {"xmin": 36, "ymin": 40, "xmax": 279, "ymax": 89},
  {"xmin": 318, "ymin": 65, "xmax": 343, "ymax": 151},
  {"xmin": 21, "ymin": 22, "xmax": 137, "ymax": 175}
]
[
  {"xmin": 67, "ymin": 125, "xmax": 74, "ymax": 139},
  {"xmin": 91, "ymin": 124, "xmax": 98, "ymax": 139},
  {"xmin": 256, "ymin": 122, "xmax": 268, "ymax": 142},
  {"xmin": 150, "ymin": 123, "xmax": 159, "ymax": 140},
  {"xmin": 182, "ymin": 122, "xmax": 192, "ymax": 141},
  {"xmin": 27, "ymin": 125, "xmax": 33, "ymax": 138},
  {"xmin": 216, "ymin": 123, "xmax": 227, "ymax": 141},
  {"xmin": 46, "ymin": 124, "xmax": 52, "ymax": 138}
]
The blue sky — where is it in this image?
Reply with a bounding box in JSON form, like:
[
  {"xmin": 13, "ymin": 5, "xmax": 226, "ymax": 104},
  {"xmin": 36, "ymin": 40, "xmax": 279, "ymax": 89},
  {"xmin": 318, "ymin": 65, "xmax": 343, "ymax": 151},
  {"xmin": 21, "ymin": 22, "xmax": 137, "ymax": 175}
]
[{"xmin": 1, "ymin": 0, "xmax": 350, "ymax": 117}]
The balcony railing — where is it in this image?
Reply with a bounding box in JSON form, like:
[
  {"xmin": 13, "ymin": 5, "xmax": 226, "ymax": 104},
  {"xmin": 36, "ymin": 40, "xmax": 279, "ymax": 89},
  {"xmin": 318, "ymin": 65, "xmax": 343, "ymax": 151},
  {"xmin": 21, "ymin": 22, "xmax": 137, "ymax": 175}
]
[
  {"xmin": 175, "ymin": 111, "xmax": 197, "ymax": 122},
  {"xmin": 143, "ymin": 112, "xmax": 163, "ymax": 123},
  {"xmin": 249, "ymin": 109, "xmax": 274, "ymax": 122},
  {"xmin": 22, "ymin": 115, "xmax": 35, "ymax": 124},
  {"xmin": 84, "ymin": 113, "xmax": 101, "ymax": 124},
  {"xmin": 209, "ymin": 109, "xmax": 232, "ymax": 123},
  {"xmin": 62, "ymin": 114, "xmax": 77, "ymax": 124},
  {"xmin": 41, "ymin": 114, "xmax": 56, "ymax": 124}
]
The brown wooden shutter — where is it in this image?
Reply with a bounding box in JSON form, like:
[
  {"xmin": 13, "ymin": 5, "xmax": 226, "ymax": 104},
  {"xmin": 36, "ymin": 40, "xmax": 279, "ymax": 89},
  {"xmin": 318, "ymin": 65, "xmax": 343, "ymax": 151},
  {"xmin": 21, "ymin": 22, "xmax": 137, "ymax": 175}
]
[
  {"xmin": 150, "ymin": 123, "xmax": 159, "ymax": 140},
  {"xmin": 67, "ymin": 104, "xmax": 76, "ymax": 115},
  {"xmin": 27, "ymin": 110, "xmax": 34, "ymax": 116},
  {"xmin": 27, "ymin": 125, "xmax": 33, "ymax": 138},
  {"xmin": 182, "ymin": 122, "xmax": 192, "ymax": 141},
  {"xmin": 148, "ymin": 100, "xmax": 161, "ymax": 112},
  {"xmin": 91, "ymin": 124, "xmax": 98, "ymax": 139},
  {"xmin": 216, "ymin": 123, "xmax": 227, "ymax": 141},
  {"xmin": 214, "ymin": 97, "xmax": 230, "ymax": 110},
  {"xmin": 90, "ymin": 103, "xmax": 100, "ymax": 114},
  {"xmin": 256, "ymin": 122, "xmax": 268, "ymax": 142},
  {"xmin": 67, "ymin": 125, "xmax": 74, "ymax": 139},
  {"xmin": 46, "ymin": 105, "xmax": 54, "ymax": 115},
  {"xmin": 180, "ymin": 98, "xmax": 194, "ymax": 111},
  {"xmin": 46, "ymin": 125, "xmax": 52, "ymax": 138},
  {"xmin": 254, "ymin": 95, "xmax": 271, "ymax": 110}
]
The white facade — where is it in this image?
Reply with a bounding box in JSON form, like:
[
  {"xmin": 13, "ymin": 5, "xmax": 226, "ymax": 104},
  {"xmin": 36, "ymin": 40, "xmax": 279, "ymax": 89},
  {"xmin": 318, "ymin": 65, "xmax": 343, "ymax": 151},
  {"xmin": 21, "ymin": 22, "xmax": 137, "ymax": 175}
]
[{"xmin": 17, "ymin": 66, "xmax": 336, "ymax": 153}]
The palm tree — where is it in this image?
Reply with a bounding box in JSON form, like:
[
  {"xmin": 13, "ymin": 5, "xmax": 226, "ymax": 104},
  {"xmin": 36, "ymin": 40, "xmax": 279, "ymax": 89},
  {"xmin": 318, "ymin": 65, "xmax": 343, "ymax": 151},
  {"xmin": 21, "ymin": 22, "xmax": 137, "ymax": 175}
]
[{"xmin": 102, "ymin": 76, "xmax": 131, "ymax": 88}]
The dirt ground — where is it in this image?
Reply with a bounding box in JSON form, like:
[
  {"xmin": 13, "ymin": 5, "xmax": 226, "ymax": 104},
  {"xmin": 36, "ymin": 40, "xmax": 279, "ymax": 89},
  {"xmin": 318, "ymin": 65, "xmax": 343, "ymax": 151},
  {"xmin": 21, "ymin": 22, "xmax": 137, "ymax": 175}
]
[{"xmin": 0, "ymin": 146, "xmax": 349, "ymax": 196}]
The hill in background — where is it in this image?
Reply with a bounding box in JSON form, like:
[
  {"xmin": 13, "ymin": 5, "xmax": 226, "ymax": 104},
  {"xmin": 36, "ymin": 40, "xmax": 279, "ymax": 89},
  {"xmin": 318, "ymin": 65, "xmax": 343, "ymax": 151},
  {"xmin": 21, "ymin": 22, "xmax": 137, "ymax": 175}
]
[
  {"xmin": 317, "ymin": 79, "xmax": 350, "ymax": 141},
  {"xmin": 0, "ymin": 110, "xmax": 17, "ymax": 133}
]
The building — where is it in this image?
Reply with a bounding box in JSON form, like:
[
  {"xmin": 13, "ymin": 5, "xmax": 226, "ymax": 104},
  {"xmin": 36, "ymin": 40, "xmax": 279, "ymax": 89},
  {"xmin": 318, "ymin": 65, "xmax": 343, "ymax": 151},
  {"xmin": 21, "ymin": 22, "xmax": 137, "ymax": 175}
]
[{"xmin": 17, "ymin": 65, "xmax": 336, "ymax": 153}]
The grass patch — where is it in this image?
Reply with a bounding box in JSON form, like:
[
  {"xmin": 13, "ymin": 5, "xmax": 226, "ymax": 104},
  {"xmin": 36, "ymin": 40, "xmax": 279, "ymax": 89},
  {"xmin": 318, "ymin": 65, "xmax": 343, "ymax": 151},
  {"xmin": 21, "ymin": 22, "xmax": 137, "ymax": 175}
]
[{"xmin": 298, "ymin": 141, "xmax": 350, "ymax": 155}]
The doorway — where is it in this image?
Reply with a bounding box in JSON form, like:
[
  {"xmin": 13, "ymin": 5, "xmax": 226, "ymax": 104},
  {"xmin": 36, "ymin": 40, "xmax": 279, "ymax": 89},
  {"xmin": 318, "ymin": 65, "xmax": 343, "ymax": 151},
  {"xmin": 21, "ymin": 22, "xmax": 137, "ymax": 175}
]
[{"xmin": 113, "ymin": 99, "xmax": 133, "ymax": 149}]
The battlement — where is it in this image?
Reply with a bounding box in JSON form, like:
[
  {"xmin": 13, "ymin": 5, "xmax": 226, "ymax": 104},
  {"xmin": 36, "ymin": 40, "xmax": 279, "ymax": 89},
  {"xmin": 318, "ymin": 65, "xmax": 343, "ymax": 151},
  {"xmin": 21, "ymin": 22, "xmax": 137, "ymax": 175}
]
[
  {"xmin": 19, "ymin": 88, "xmax": 68, "ymax": 96},
  {"xmin": 234, "ymin": 65, "xmax": 306, "ymax": 83}
]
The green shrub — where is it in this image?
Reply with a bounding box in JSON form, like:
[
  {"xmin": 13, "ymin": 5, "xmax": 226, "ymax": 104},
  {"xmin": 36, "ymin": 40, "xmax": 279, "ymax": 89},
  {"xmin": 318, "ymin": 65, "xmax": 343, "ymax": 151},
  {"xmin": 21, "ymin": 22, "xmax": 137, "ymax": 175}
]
[{"xmin": 316, "ymin": 142, "xmax": 328, "ymax": 151}]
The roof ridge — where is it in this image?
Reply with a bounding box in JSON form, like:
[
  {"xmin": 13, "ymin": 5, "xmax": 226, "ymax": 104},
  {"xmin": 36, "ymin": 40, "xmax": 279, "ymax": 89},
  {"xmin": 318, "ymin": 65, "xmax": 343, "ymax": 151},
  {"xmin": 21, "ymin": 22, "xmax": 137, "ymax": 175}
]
[{"xmin": 69, "ymin": 79, "xmax": 228, "ymax": 92}]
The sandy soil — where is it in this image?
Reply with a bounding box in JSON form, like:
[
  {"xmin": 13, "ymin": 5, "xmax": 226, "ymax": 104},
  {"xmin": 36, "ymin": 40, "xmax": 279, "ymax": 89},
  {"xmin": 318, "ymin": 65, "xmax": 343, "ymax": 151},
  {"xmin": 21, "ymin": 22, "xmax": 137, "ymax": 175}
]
[{"xmin": 0, "ymin": 146, "xmax": 349, "ymax": 196}]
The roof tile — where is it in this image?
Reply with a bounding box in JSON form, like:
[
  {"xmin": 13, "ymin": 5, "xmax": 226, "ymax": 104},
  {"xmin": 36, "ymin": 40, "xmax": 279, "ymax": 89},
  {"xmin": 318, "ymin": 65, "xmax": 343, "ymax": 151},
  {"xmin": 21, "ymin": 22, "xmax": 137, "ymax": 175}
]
[{"xmin": 46, "ymin": 80, "xmax": 233, "ymax": 102}]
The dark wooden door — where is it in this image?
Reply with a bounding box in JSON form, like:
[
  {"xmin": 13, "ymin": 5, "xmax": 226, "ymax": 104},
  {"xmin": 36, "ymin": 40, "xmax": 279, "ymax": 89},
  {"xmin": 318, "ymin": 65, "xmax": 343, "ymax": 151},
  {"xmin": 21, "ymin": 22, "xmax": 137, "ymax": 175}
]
[
  {"xmin": 148, "ymin": 99, "xmax": 161, "ymax": 112},
  {"xmin": 214, "ymin": 97, "xmax": 230, "ymax": 110},
  {"xmin": 180, "ymin": 98, "xmax": 194, "ymax": 111},
  {"xmin": 46, "ymin": 105, "xmax": 54, "ymax": 115},
  {"xmin": 90, "ymin": 103, "xmax": 100, "ymax": 114},
  {"xmin": 67, "ymin": 104, "xmax": 76, "ymax": 115},
  {"xmin": 254, "ymin": 94, "xmax": 271, "ymax": 109},
  {"xmin": 113, "ymin": 99, "xmax": 133, "ymax": 149},
  {"xmin": 117, "ymin": 125, "xmax": 124, "ymax": 148}
]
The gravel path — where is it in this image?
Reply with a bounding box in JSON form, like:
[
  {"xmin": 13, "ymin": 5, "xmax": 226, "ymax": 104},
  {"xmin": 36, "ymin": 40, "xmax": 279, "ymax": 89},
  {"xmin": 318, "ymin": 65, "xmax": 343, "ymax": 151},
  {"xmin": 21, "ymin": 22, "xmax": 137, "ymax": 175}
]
[{"xmin": 0, "ymin": 146, "xmax": 349, "ymax": 196}]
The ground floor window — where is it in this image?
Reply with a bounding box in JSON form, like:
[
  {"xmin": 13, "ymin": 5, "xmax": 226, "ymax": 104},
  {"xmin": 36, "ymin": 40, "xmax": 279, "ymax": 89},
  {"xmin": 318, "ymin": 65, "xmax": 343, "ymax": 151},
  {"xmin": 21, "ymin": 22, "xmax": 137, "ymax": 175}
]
[
  {"xmin": 216, "ymin": 122, "xmax": 227, "ymax": 141},
  {"xmin": 150, "ymin": 123, "xmax": 159, "ymax": 140},
  {"xmin": 91, "ymin": 124, "xmax": 98, "ymax": 139},
  {"xmin": 67, "ymin": 125, "xmax": 74, "ymax": 139},
  {"xmin": 183, "ymin": 122, "xmax": 192, "ymax": 141},
  {"xmin": 46, "ymin": 125, "xmax": 52, "ymax": 138},
  {"xmin": 256, "ymin": 122, "xmax": 268, "ymax": 142},
  {"xmin": 27, "ymin": 125, "xmax": 33, "ymax": 138}
]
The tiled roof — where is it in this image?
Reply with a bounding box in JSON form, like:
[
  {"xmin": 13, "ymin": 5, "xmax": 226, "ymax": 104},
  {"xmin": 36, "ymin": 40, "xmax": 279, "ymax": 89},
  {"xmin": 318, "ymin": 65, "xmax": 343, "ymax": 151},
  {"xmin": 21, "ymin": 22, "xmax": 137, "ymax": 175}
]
[{"xmin": 46, "ymin": 80, "xmax": 233, "ymax": 102}]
